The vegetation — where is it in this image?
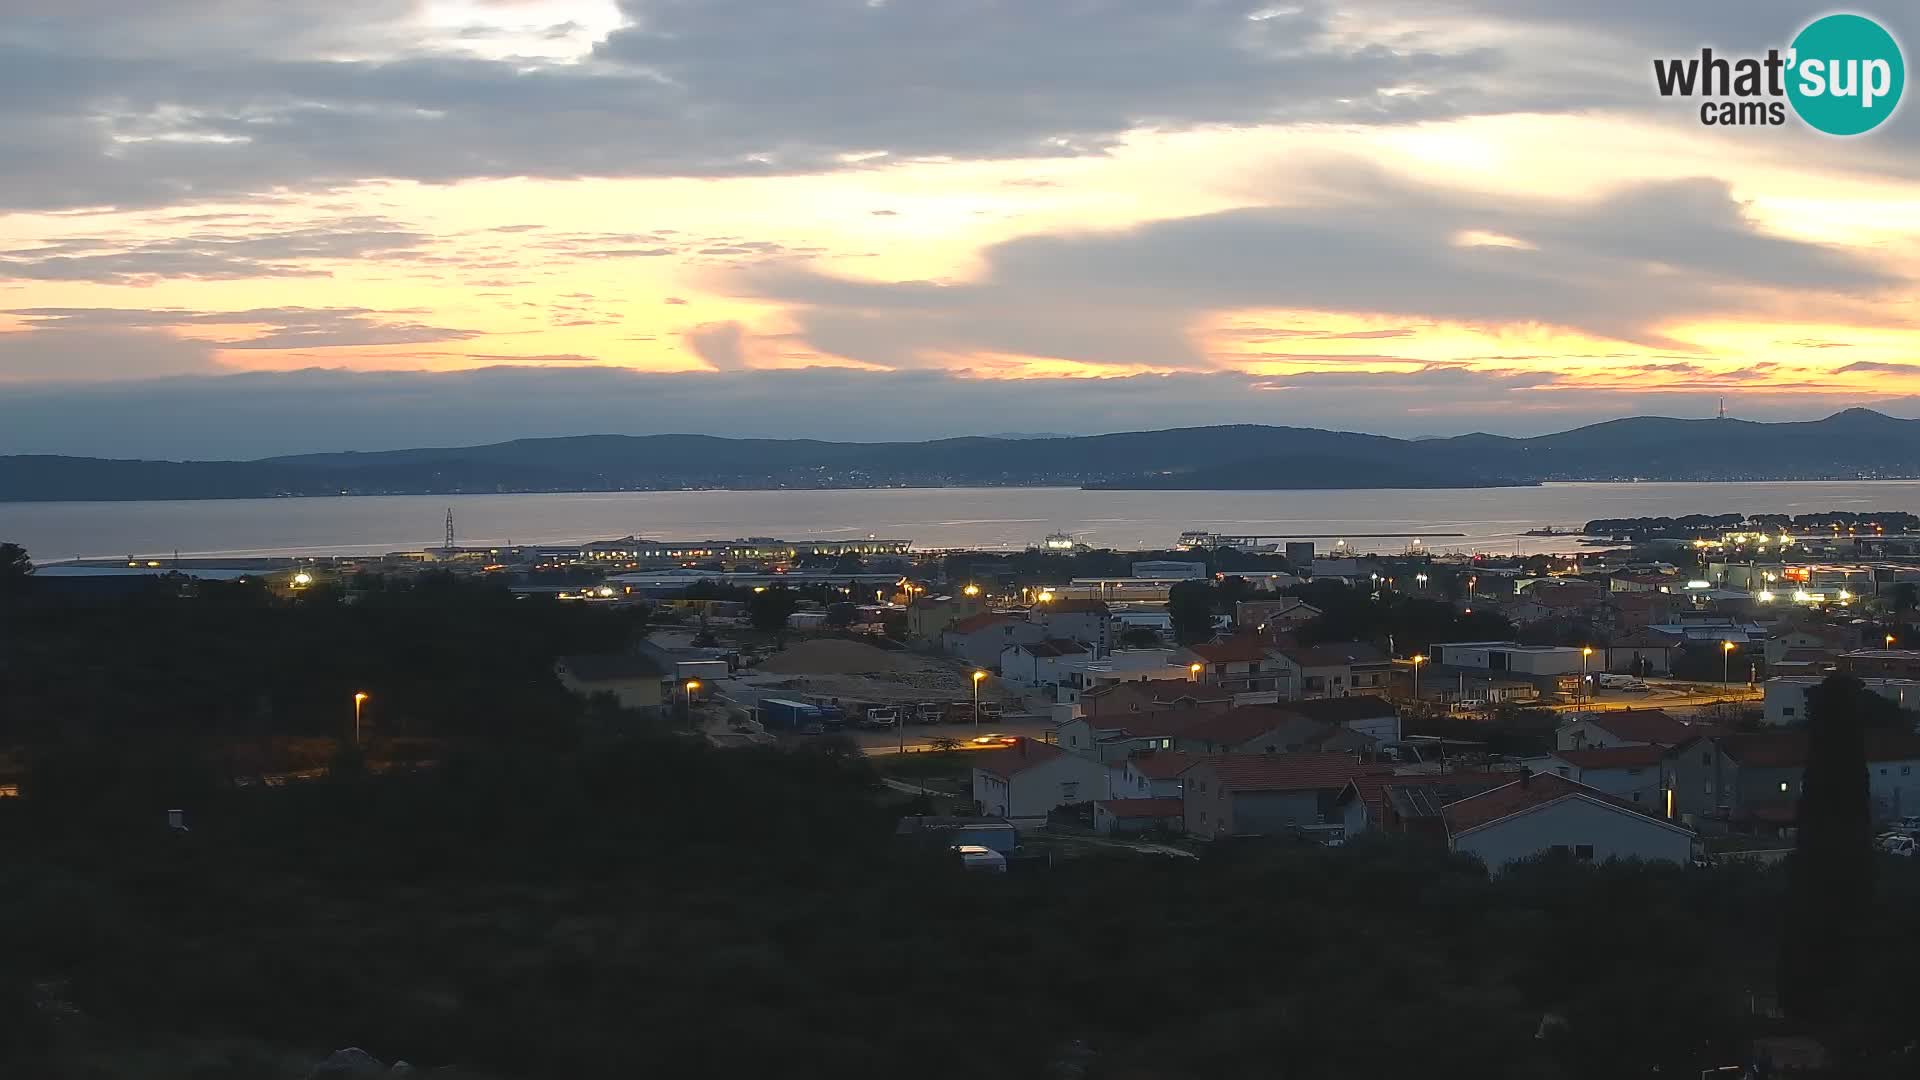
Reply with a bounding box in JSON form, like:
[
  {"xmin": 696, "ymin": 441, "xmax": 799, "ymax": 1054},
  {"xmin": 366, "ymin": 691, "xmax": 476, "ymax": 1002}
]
[{"xmin": 1780, "ymin": 675, "xmax": 1877, "ymax": 1024}]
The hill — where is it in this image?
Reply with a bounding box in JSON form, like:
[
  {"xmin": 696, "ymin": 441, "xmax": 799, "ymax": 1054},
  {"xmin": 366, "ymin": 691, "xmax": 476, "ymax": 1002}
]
[{"xmin": 2, "ymin": 409, "xmax": 1918, "ymax": 501}]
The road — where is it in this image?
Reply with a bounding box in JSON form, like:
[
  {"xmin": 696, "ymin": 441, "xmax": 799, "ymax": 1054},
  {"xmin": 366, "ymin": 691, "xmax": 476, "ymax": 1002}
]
[{"xmin": 853, "ymin": 716, "xmax": 1057, "ymax": 755}]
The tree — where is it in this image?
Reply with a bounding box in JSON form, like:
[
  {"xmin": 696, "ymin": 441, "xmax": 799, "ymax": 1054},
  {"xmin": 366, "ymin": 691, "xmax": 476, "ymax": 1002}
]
[
  {"xmin": 1779, "ymin": 673, "xmax": 1876, "ymax": 1022},
  {"xmin": 0, "ymin": 542, "xmax": 31, "ymax": 603},
  {"xmin": 1888, "ymin": 582, "xmax": 1918, "ymax": 616},
  {"xmin": 1167, "ymin": 580, "xmax": 1215, "ymax": 645},
  {"xmin": 1118, "ymin": 626, "xmax": 1162, "ymax": 649},
  {"xmin": 824, "ymin": 603, "xmax": 857, "ymax": 629},
  {"xmin": 746, "ymin": 586, "xmax": 801, "ymax": 633}
]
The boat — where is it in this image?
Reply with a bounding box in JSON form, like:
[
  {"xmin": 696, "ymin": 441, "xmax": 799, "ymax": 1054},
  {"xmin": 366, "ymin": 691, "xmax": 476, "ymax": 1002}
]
[
  {"xmin": 1039, "ymin": 532, "xmax": 1080, "ymax": 551},
  {"xmin": 1523, "ymin": 526, "xmax": 1578, "ymax": 537}
]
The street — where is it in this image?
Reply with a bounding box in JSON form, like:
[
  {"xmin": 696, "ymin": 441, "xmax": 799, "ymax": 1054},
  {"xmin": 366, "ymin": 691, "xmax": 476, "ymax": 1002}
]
[{"xmin": 852, "ymin": 715, "xmax": 1058, "ymax": 755}]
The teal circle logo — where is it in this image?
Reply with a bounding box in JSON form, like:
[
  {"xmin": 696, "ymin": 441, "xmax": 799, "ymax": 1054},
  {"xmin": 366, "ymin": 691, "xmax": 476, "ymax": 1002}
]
[{"xmin": 1787, "ymin": 13, "xmax": 1905, "ymax": 135}]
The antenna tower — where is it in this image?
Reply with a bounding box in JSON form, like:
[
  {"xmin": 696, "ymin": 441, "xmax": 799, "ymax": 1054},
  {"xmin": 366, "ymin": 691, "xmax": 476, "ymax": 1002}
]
[{"xmin": 444, "ymin": 508, "xmax": 456, "ymax": 551}]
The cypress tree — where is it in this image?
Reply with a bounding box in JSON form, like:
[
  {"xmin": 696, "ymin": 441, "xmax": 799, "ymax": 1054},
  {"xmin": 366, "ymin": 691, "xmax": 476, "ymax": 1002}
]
[{"xmin": 1778, "ymin": 673, "xmax": 1876, "ymax": 1021}]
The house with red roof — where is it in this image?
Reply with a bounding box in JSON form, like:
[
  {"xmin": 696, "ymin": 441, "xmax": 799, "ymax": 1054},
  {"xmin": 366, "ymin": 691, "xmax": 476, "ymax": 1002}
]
[
  {"xmin": 940, "ymin": 611, "xmax": 1046, "ymax": 668},
  {"xmin": 1441, "ymin": 772, "xmax": 1694, "ymax": 873},
  {"xmin": 1664, "ymin": 729, "xmax": 1920, "ymax": 826},
  {"xmin": 1557, "ymin": 708, "xmax": 1694, "ymax": 751},
  {"xmin": 1107, "ymin": 750, "xmax": 1201, "ymax": 800},
  {"xmin": 1182, "ymin": 754, "xmax": 1387, "ymax": 839},
  {"xmin": 1269, "ymin": 641, "xmax": 1391, "ymax": 699},
  {"xmin": 1092, "ymin": 797, "xmax": 1186, "ymax": 836},
  {"xmin": 1334, "ymin": 769, "xmax": 1525, "ymax": 840},
  {"xmin": 1174, "ymin": 635, "xmax": 1283, "ymax": 697},
  {"xmin": 1032, "ymin": 598, "xmax": 1112, "ymax": 656},
  {"xmin": 1055, "ymin": 707, "xmax": 1208, "ymax": 763},
  {"xmin": 1536, "ymin": 746, "xmax": 1667, "ymax": 806},
  {"xmin": 1077, "ymin": 678, "xmax": 1232, "ymax": 721},
  {"xmin": 1171, "ymin": 705, "xmax": 1369, "ymax": 756},
  {"xmin": 998, "ymin": 638, "xmax": 1088, "ymax": 689},
  {"xmin": 971, "ymin": 738, "xmax": 1110, "ymax": 821}
]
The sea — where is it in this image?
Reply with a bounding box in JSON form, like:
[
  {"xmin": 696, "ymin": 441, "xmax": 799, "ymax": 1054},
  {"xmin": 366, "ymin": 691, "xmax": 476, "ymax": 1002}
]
[{"xmin": 6, "ymin": 481, "xmax": 1920, "ymax": 563}]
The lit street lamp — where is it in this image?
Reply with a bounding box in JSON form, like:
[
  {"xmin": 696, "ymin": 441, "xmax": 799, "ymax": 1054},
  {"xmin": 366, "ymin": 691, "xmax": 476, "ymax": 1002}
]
[
  {"xmin": 1410, "ymin": 654, "xmax": 1425, "ymax": 702},
  {"xmin": 1580, "ymin": 646, "xmax": 1593, "ymax": 712},
  {"xmin": 972, "ymin": 670, "xmax": 987, "ymax": 731},
  {"xmin": 353, "ymin": 692, "xmax": 369, "ymax": 745},
  {"xmin": 1190, "ymin": 661, "xmax": 1203, "ymax": 682},
  {"xmin": 1722, "ymin": 640, "xmax": 1736, "ymax": 683}
]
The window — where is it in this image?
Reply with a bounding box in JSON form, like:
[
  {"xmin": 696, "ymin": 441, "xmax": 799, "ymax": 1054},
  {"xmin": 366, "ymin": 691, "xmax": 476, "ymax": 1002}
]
[
  {"xmin": 1701, "ymin": 752, "xmax": 1712, "ymax": 765},
  {"xmin": 1782, "ymin": 707, "xmax": 1796, "ymax": 717},
  {"xmin": 1550, "ymin": 844, "xmax": 1569, "ymax": 856},
  {"xmin": 1061, "ymin": 782, "xmax": 1080, "ymax": 800},
  {"xmin": 1632, "ymin": 792, "xmax": 1642, "ymax": 802},
  {"xmin": 1627, "ymin": 767, "xmax": 1644, "ymax": 776},
  {"xmin": 1704, "ymin": 780, "xmax": 1713, "ymax": 795},
  {"xmin": 1904, "ymin": 766, "xmax": 1912, "ymax": 777},
  {"xmin": 1780, "ymin": 781, "xmax": 1790, "ymax": 793},
  {"xmin": 1575, "ymin": 844, "xmax": 1594, "ymax": 861},
  {"xmin": 1555, "ymin": 767, "xmax": 1570, "ymax": 777}
]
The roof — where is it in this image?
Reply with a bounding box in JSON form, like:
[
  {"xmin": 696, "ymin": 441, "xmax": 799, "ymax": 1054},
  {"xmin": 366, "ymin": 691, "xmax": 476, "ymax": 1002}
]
[
  {"xmin": 947, "ymin": 612, "xmax": 1016, "ymax": 635},
  {"xmin": 1095, "ymin": 708, "xmax": 1211, "ymax": 740},
  {"xmin": 1337, "ymin": 769, "xmax": 1520, "ymax": 823},
  {"xmin": 1194, "ymin": 753, "xmax": 1385, "ymax": 793},
  {"xmin": 1282, "ymin": 696, "xmax": 1399, "ymax": 724},
  {"xmin": 1175, "ymin": 706, "xmax": 1321, "ymax": 748},
  {"xmin": 1188, "ymin": 635, "xmax": 1272, "ymax": 664},
  {"xmin": 1124, "ymin": 751, "xmax": 1202, "ymax": 779},
  {"xmin": 1714, "ymin": 730, "xmax": 1920, "ymax": 769},
  {"xmin": 1095, "ymin": 797, "xmax": 1185, "ymax": 819},
  {"xmin": 1551, "ymin": 746, "xmax": 1668, "ymax": 770},
  {"xmin": 1082, "ymin": 678, "xmax": 1233, "ymax": 706},
  {"xmin": 974, "ymin": 738, "xmax": 1071, "ymax": 779},
  {"xmin": 1529, "ymin": 589, "xmax": 1599, "ymax": 609},
  {"xmin": 555, "ymin": 653, "xmax": 669, "ymax": 681},
  {"xmin": 1583, "ymin": 709, "xmax": 1691, "ymax": 746},
  {"xmin": 1441, "ymin": 772, "xmax": 1683, "ymax": 838},
  {"xmin": 1042, "ymin": 598, "xmax": 1110, "ymax": 614},
  {"xmin": 1608, "ymin": 631, "xmax": 1683, "ymax": 648},
  {"xmin": 1017, "ymin": 638, "xmax": 1088, "ymax": 658},
  {"xmin": 1278, "ymin": 641, "xmax": 1387, "ymax": 668}
]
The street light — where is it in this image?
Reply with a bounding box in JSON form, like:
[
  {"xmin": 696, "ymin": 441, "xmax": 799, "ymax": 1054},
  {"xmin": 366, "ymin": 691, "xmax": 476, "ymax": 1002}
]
[
  {"xmin": 1036, "ymin": 590, "xmax": 1054, "ymax": 603},
  {"xmin": 1410, "ymin": 654, "xmax": 1425, "ymax": 701},
  {"xmin": 1888, "ymin": 633, "xmax": 1898, "ymax": 648},
  {"xmin": 1581, "ymin": 647, "xmax": 1593, "ymax": 712},
  {"xmin": 353, "ymin": 692, "xmax": 369, "ymax": 745},
  {"xmin": 972, "ymin": 670, "xmax": 987, "ymax": 731},
  {"xmin": 1190, "ymin": 662, "xmax": 1203, "ymax": 682},
  {"xmin": 1722, "ymin": 640, "xmax": 1736, "ymax": 683},
  {"xmin": 963, "ymin": 583, "xmax": 980, "ymax": 597}
]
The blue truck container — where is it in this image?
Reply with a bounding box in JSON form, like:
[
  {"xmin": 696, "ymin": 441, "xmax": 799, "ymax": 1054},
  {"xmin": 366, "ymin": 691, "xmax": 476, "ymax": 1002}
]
[{"xmin": 758, "ymin": 697, "xmax": 824, "ymax": 732}]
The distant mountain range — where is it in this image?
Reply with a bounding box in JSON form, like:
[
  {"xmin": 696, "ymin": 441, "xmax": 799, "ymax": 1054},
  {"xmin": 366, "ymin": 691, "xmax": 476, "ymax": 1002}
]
[{"xmin": 2, "ymin": 409, "xmax": 1918, "ymax": 502}]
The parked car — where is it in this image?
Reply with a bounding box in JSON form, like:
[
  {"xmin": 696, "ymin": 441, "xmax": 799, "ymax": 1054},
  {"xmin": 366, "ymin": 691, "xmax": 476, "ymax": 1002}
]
[{"xmin": 1877, "ymin": 832, "xmax": 1915, "ymax": 856}]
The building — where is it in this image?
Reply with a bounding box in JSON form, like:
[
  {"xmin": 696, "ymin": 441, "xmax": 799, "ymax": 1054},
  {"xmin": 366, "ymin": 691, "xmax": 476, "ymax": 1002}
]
[
  {"xmin": 1093, "ymin": 798, "xmax": 1187, "ymax": 836},
  {"xmin": 1764, "ymin": 623, "xmax": 1864, "ymax": 665},
  {"xmin": 1557, "ymin": 709, "xmax": 1694, "ymax": 751},
  {"xmin": 972, "ymin": 738, "xmax": 1111, "ymax": 821},
  {"xmin": 1335, "ymin": 770, "xmax": 1523, "ymax": 839},
  {"xmin": 1536, "ymin": 747, "xmax": 1667, "ymax": 806},
  {"xmin": 1284, "ymin": 542, "xmax": 1316, "ymax": 566},
  {"xmin": 941, "ymin": 612, "xmax": 1046, "ymax": 667},
  {"xmin": 1282, "ymin": 696, "xmax": 1403, "ymax": 743},
  {"xmin": 1270, "ymin": 642, "xmax": 1390, "ymax": 699},
  {"xmin": 1129, "ymin": 560, "xmax": 1207, "ymax": 580},
  {"xmin": 1665, "ymin": 730, "xmax": 1920, "ymax": 825},
  {"xmin": 1171, "ymin": 707, "xmax": 1360, "ymax": 756},
  {"xmin": 1762, "ymin": 675, "xmax": 1920, "ymax": 725},
  {"xmin": 906, "ymin": 592, "xmax": 989, "ymax": 642},
  {"xmin": 1032, "ymin": 598, "xmax": 1112, "ymax": 655},
  {"xmin": 554, "ymin": 652, "xmax": 672, "ymax": 712},
  {"xmin": 1107, "ymin": 750, "xmax": 1201, "ymax": 800},
  {"xmin": 1838, "ymin": 648, "xmax": 1920, "ymax": 680},
  {"xmin": 1604, "ymin": 631, "xmax": 1681, "ymax": 676},
  {"xmin": 998, "ymin": 638, "xmax": 1089, "ymax": 690},
  {"xmin": 1058, "ymin": 650, "xmax": 1192, "ymax": 701},
  {"xmin": 1054, "ymin": 708, "xmax": 1204, "ymax": 763},
  {"xmin": 1183, "ymin": 754, "xmax": 1386, "ymax": 839},
  {"xmin": 1432, "ymin": 641, "xmax": 1586, "ymax": 676},
  {"xmin": 1442, "ymin": 772, "xmax": 1694, "ymax": 873},
  {"xmin": 1178, "ymin": 636, "xmax": 1283, "ymax": 696},
  {"xmin": 1234, "ymin": 598, "xmax": 1322, "ymax": 634},
  {"xmin": 1077, "ymin": 677, "xmax": 1233, "ymax": 719}
]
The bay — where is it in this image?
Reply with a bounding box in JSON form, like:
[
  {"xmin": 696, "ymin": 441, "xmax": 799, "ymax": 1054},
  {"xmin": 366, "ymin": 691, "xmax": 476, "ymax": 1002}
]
[{"xmin": 6, "ymin": 480, "xmax": 1920, "ymax": 562}]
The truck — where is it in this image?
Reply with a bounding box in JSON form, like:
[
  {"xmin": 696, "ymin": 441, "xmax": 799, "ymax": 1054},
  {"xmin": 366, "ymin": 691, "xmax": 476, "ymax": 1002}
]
[
  {"xmin": 859, "ymin": 705, "xmax": 899, "ymax": 730},
  {"xmin": 757, "ymin": 698, "xmax": 825, "ymax": 733},
  {"xmin": 1595, "ymin": 674, "xmax": 1650, "ymax": 692}
]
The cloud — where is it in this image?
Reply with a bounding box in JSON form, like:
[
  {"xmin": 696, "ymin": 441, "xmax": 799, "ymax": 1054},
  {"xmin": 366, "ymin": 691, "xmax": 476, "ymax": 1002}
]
[
  {"xmin": 0, "ymin": 364, "xmax": 1912, "ymax": 459},
  {"xmin": 0, "ymin": 0, "xmax": 1523, "ymax": 212},
  {"xmin": 0, "ymin": 217, "xmax": 427, "ymax": 284},
  {"xmin": 5, "ymin": 306, "xmax": 481, "ymax": 350},
  {"xmin": 731, "ymin": 165, "xmax": 1902, "ymax": 366},
  {"xmin": 0, "ymin": 325, "xmax": 220, "ymax": 381},
  {"xmin": 685, "ymin": 321, "xmax": 747, "ymax": 369}
]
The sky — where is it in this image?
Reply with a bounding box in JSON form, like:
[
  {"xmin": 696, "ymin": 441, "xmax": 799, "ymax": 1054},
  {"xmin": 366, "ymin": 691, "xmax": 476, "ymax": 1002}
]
[{"xmin": 2, "ymin": 0, "xmax": 1919, "ymax": 459}]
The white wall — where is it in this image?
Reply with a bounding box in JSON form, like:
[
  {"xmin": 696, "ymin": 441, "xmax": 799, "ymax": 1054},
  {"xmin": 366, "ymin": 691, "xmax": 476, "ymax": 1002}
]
[
  {"xmin": 1345, "ymin": 715, "xmax": 1401, "ymax": 743},
  {"xmin": 972, "ymin": 754, "xmax": 1111, "ymax": 819},
  {"xmin": 1452, "ymin": 795, "xmax": 1692, "ymax": 874},
  {"xmin": 1869, "ymin": 757, "xmax": 1920, "ymax": 821}
]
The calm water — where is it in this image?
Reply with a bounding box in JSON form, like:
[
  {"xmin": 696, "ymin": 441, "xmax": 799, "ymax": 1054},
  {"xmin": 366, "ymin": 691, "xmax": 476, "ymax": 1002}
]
[{"xmin": 6, "ymin": 481, "xmax": 1920, "ymax": 562}]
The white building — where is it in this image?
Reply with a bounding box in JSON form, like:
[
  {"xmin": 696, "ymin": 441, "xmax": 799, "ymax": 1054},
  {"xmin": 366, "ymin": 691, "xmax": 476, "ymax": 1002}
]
[
  {"xmin": 971, "ymin": 739, "xmax": 1112, "ymax": 821},
  {"xmin": 1763, "ymin": 675, "xmax": 1920, "ymax": 725},
  {"xmin": 1442, "ymin": 773, "xmax": 1694, "ymax": 874},
  {"xmin": 1432, "ymin": 641, "xmax": 1586, "ymax": 676},
  {"xmin": 941, "ymin": 612, "xmax": 1047, "ymax": 668},
  {"xmin": 998, "ymin": 638, "xmax": 1090, "ymax": 690},
  {"xmin": 1535, "ymin": 747, "xmax": 1667, "ymax": 807},
  {"xmin": 1130, "ymin": 560, "xmax": 1207, "ymax": 580}
]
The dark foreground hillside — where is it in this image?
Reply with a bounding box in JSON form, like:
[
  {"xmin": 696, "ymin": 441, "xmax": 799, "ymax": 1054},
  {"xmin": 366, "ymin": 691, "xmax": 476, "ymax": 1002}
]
[{"xmin": 5, "ymin": 736, "xmax": 1920, "ymax": 1080}]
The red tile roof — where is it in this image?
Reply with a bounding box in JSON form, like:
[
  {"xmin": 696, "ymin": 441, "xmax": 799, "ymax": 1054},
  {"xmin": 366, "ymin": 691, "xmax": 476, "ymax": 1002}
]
[
  {"xmin": 1283, "ymin": 696, "xmax": 1399, "ymax": 724},
  {"xmin": 1174, "ymin": 706, "xmax": 1310, "ymax": 747},
  {"xmin": 1188, "ymin": 635, "xmax": 1272, "ymax": 664},
  {"xmin": 1551, "ymin": 746, "xmax": 1668, "ymax": 770},
  {"xmin": 1019, "ymin": 638, "xmax": 1088, "ymax": 658},
  {"xmin": 1440, "ymin": 772, "xmax": 1675, "ymax": 837},
  {"xmin": 1097, "ymin": 708, "xmax": 1212, "ymax": 739},
  {"xmin": 1042, "ymin": 599, "xmax": 1110, "ymax": 614},
  {"xmin": 1278, "ymin": 642, "xmax": 1387, "ymax": 668},
  {"xmin": 947, "ymin": 612, "xmax": 1016, "ymax": 635},
  {"xmin": 1714, "ymin": 730, "xmax": 1920, "ymax": 769},
  {"xmin": 1124, "ymin": 751, "xmax": 1202, "ymax": 779},
  {"xmin": 1195, "ymin": 753, "xmax": 1385, "ymax": 793},
  {"xmin": 1338, "ymin": 769, "xmax": 1522, "ymax": 823},
  {"xmin": 1095, "ymin": 797, "xmax": 1186, "ymax": 819},
  {"xmin": 1584, "ymin": 709, "xmax": 1690, "ymax": 746},
  {"xmin": 974, "ymin": 738, "xmax": 1070, "ymax": 778}
]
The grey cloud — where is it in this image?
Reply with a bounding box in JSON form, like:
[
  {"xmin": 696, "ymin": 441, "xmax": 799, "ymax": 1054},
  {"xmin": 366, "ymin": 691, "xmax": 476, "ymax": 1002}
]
[
  {"xmin": 0, "ymin": 326, "xmax": 219, "ymax": 381},
  {"xmin": 0, "ymin": 217, "xmax": 426, "ymax": 284},
  {"xmin": 0, "ymin": 0, "xmax": 1523, "ymax": 211},
  {"xmin": 5, "ymin": 305, "xmax": 480, "ymax": 350},
  {"xmin": 731, "ymin": 167, "xmax": 1901, "ymax": 365},
  {"xmin": 685, "ymin": 322, "xmax": 747, "ymax": 369},
  {"xmin": 0, "ymin": 365, "xmax": 1909, "ymax": 459}
]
